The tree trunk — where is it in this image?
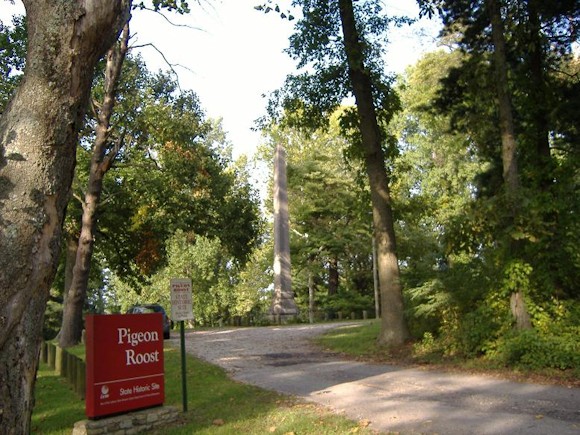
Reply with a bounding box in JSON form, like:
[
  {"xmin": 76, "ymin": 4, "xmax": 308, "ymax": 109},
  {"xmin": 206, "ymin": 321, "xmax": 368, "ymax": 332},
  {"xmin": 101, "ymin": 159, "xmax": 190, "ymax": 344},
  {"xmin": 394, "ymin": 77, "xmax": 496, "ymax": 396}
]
[
  {"xmin": 308, "ymin": 271, "xmax": 315, "ymax": 324},
  {"xmin": 526, "ymin": 0, "xmax": 551, "ymax": 184},
  {"xmin": 338, "ymin": 0, "xmax": 409, "ymax": 346},
  {"xmin": 488, "ymin": 0, "xmax": 520, "ymax": 199},
  {"xmin": 0, "ymin": 1, "xmax": 130, "ymax": 431},
  {"xmin": 65, "ymin": 236, "xmax": 79, "ymax": 298},
  {"xmin": 59, "ymin": 23, "xmax": 129, "ymax": 348},
  {"xmin": 372, "ymin": 232, "xmax": 380, "ymax": 319},
  {"xmin": 487, "ymin": 0, "xmax": 532, "ymax": 330},
  {"xmin": 327, "ymin": 256, "xmax": 339, "ymax": 296},
  {"xmin": 56, "ymin": 235, "xmax": 79, "ymax": 341}
]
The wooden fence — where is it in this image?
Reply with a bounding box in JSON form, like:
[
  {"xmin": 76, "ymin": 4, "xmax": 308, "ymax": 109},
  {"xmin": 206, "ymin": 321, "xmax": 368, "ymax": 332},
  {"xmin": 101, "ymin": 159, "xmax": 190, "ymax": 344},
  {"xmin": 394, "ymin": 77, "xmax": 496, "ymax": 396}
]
[{"xmin": 40, "ymin": 341, "xmax": 85, "ymax": 399}]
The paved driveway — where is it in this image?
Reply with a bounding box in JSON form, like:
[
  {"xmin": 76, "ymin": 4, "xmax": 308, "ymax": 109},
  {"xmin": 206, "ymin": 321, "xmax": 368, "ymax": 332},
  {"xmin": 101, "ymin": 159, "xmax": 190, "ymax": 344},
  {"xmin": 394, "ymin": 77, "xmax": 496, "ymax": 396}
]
[{"xmin": 172, "ymin": 322, "xmax": 580, "ymax": 434}]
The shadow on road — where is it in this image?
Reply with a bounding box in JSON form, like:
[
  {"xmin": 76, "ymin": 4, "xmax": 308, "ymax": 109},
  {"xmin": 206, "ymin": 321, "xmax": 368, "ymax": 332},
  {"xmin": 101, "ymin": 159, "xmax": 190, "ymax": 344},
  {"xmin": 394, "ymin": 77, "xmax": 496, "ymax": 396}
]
[{"xmin": 177, "ymin": 324, "xmax": 580, "ymax": 434}]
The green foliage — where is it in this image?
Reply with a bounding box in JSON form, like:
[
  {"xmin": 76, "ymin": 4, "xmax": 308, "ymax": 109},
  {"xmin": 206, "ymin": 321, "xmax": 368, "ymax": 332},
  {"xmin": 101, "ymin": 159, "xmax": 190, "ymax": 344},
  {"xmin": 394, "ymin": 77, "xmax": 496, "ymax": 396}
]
[
  {"xmin": 0, "ymin": 14, "xmax": 25, "ymax": 112},
  {"xmin": 76, "ymin": 57, "xmax": 262, "ymax": 295},
  {"xmin": 134, "ymin": 0, "xmax": 191, "ymax": 14},
  {"xmin": 261, "ymin": 0, "xmax": 407, "ymax": 143},
  {"xmin": 231, "ymin": 240, "xmax": 273, "ymax": 319},
  {"xmin": 387, "ymin": 0, "xmax": 580, "ymax": 363},
  {"xmin": 412, "ymin": 331, "xmax": 440, "ymax": 361},
  {"xmin": 43, "ymin": 299, "xmax": 63, "ymax": 341},
  {"xmin": 491, "ymin": 326, "xmax": 580, "ymax": 370},
  {"xmin": 116, "ymin": 230, "xmax": 266, "ymax": 326},
  {"xmin": 500, "ymin": 260, "xmax": 533, "ymax": 298},
  {"xmin": 414, "ymin": 0, "xmax": 580, "ymax": 305},
  {"xmin": 321, "ymin": 292, "xmax": 374, "ymax": 317},
  {"xmin": 404, "ymin": 279, "xmax": 451, "ymax": 337}
]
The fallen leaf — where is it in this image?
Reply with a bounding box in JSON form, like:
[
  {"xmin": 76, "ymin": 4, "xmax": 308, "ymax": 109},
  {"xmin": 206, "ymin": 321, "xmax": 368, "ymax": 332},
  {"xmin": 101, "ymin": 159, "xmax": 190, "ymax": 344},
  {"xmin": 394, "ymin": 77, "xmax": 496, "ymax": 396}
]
[{"xmin": 359, "ymin": 419, "xmax": 371, "ymax": 428}]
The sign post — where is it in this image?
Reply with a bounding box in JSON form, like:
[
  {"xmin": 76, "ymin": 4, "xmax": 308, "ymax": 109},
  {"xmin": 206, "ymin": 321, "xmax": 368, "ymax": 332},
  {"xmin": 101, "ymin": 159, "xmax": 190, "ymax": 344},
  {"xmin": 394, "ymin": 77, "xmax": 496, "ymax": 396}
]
[{"xmin": 170, "ymin": 278, "xmax": 194, "ymax": 412}]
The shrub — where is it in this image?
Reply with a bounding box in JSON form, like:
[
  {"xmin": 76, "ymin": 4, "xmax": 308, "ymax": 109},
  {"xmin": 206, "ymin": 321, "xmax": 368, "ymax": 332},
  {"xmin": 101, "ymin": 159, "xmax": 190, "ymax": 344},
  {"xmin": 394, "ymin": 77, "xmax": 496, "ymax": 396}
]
[
  {"xmin": 321, "ymin": 292, "xmax": 374, "ymax": 318},
  {"xmin": 492, "ymin": 327, "xmax": 580, "ymax": 370}
]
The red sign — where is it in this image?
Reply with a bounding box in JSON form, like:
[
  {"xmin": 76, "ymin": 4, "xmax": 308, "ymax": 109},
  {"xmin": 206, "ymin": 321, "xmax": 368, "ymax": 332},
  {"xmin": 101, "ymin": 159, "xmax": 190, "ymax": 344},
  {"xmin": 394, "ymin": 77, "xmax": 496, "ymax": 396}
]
[{"xmin": 85, "ymin": 313, "xmax": 164, "ymax": 418}]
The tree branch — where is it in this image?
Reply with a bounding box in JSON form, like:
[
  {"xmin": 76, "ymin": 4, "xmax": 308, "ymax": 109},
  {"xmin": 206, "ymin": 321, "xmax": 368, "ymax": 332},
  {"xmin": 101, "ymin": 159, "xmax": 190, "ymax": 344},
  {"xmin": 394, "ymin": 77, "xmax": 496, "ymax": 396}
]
[
  {"xmin": 134, "ymin": 6, "xmax": 204, "ymax": 30},
  {"xmin": 129, "ymin": 41, "xmax": 194, "ymax": 91}
]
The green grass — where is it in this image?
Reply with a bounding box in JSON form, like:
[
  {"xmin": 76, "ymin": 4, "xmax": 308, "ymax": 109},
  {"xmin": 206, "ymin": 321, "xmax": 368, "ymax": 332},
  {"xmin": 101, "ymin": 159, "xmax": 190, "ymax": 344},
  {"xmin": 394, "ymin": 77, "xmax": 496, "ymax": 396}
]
[
  {"xmin": 32, "ymin": 344, "xmax": 375, "ymax": 434},
  {"xmin": 31, "ymin": 364, "xmax": 87, "ymax": 434},
  {"xmin": 314, "ymin": 320, "xmax": 384, "ymax": 358}
]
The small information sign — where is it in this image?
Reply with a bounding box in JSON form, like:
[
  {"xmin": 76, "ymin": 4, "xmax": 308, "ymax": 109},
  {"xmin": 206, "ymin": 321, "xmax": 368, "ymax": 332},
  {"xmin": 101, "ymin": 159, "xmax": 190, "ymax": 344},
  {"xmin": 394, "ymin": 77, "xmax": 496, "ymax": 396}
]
[{"xmin": 170, "ymin": 278, "xmax": 194, "ymax": 321}]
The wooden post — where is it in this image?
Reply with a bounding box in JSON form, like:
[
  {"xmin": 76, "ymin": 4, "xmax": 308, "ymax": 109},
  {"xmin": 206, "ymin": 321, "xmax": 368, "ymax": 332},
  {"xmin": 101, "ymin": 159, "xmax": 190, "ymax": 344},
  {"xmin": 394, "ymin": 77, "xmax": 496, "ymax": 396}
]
[
  {"xmin": 47, "ymin": 342, "xmax": 56, "ymax": 369},
  {"xmin": 55, "ymin": 346, "xmax": 65, "ymax": 376}
]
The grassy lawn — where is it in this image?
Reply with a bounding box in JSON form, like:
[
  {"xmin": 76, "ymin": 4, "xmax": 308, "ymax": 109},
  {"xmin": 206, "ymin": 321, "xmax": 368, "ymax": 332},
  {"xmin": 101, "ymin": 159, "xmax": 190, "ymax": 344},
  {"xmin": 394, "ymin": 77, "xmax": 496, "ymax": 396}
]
[
  {"xmin": 31, "ymin": 343, "xmax": 375, "ymax": 434},
  {"xmin": 32, "ymin": 320, "xmax": 577, "ymax": 433}
]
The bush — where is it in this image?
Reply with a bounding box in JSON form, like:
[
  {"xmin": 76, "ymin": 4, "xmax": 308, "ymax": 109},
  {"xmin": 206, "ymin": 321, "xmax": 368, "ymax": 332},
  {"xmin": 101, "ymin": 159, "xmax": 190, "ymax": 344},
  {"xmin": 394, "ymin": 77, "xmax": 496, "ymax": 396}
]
[
  {"xmin": 492, "ymin": 327, "xmax": 580, "ymax": 370},
  {"xmin": 320, "ymin": 292, "xmax": 374, "ymax": 318}
]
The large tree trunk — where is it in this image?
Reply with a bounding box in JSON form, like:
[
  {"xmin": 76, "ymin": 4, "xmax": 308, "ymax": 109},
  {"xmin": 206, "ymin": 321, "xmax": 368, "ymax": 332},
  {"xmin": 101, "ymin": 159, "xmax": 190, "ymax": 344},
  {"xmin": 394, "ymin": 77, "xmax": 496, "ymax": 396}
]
[
  {"xmin": 338, "ymin": 0, "xmax": 409, "ymax": 346},
  {"xmin": 0, "ymin": 1, "xmax": 130, "ymax": 431},
  {"xmin": 59, "ymin": 23, "xmax": 129, "ymax": 348},
  {"xmin": 488, "ymin": 0, "xmax": 520, "ymax": 199},
  {"xmin": 487, "ymin": 0, "xmax": 532, "ymax": 330}
]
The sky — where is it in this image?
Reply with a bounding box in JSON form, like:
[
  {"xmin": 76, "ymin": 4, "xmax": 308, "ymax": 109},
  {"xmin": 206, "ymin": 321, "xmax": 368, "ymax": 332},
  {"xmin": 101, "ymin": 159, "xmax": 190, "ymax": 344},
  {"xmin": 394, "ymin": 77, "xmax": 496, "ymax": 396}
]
[
  {"xmin": 1, "ymin": 0, "xmax": 441, "ymax": 161},
  {"xmin": 129, "ymin": 0, "xmax": 441, "ymax": 159}
]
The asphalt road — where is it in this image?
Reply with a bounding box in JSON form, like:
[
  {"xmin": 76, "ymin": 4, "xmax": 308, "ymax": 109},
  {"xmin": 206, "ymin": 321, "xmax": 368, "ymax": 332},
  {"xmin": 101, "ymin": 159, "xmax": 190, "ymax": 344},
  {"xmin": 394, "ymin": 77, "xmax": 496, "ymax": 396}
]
[{"xmin": 171, "ymin": 322, "xmax": 580, "ymax": 434}]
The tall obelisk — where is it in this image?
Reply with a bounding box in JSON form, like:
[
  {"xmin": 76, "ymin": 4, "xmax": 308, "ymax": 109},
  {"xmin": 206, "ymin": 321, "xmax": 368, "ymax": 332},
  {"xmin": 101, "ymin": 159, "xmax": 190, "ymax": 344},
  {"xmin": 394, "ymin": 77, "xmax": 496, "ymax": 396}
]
[{"xmin": 269, "ymin": 143, "xmax": 299, "ymax": 323}]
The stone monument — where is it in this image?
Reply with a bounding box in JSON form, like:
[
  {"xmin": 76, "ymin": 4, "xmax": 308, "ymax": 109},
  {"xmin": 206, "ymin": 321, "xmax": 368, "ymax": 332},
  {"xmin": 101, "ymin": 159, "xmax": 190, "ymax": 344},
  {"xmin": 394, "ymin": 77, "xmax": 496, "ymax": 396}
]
[{"xmin": 269, "ymin": 143, "xmax": 299, "ymax": 323}]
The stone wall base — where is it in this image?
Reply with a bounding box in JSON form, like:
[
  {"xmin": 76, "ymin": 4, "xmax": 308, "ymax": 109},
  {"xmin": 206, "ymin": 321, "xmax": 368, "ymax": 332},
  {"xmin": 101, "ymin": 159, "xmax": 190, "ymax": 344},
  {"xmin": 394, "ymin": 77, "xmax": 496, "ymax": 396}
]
[{"xmin": 72, "ymin": 405, "xmax": 180, "ymax": 434}]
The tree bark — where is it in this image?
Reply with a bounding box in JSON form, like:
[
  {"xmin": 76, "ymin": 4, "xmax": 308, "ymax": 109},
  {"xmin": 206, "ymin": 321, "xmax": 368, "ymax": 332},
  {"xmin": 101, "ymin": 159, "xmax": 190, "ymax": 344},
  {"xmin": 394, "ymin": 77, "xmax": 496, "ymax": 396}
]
[
  {"xmin": 526, "ymin": 0, "xmax": 551, "ymax": 181},
  {"xmin": 55, "ymin": 234, "xmax": 79, "ymax": 342},
  {"xmin": 308, "ymin": 271, "xmax": 315, "ymax": 324},
  {"xmin": 372, "ymin": 232, "xmax": 380, "ymax": 319},
  {"xmin": 487, "ymin": 0, "xmax": 520, "ymax": 198},
  {"xmin": 327, "ymin": 256, "xmax": 339, "ymax": 296},
  {"xmin": 338, "ymin": 0, "xmax": 409, "ymax": 346},
  {"xmin": 59, "ymin": 23, "xmax": 129, "ymax": 348},
  {"xmin": 0, "ymin": 1, "xmax": 130, "ymax": 431},
  {"xmin": 487, "ymin": 0, "xmax": 532, "ymax": 330}
]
